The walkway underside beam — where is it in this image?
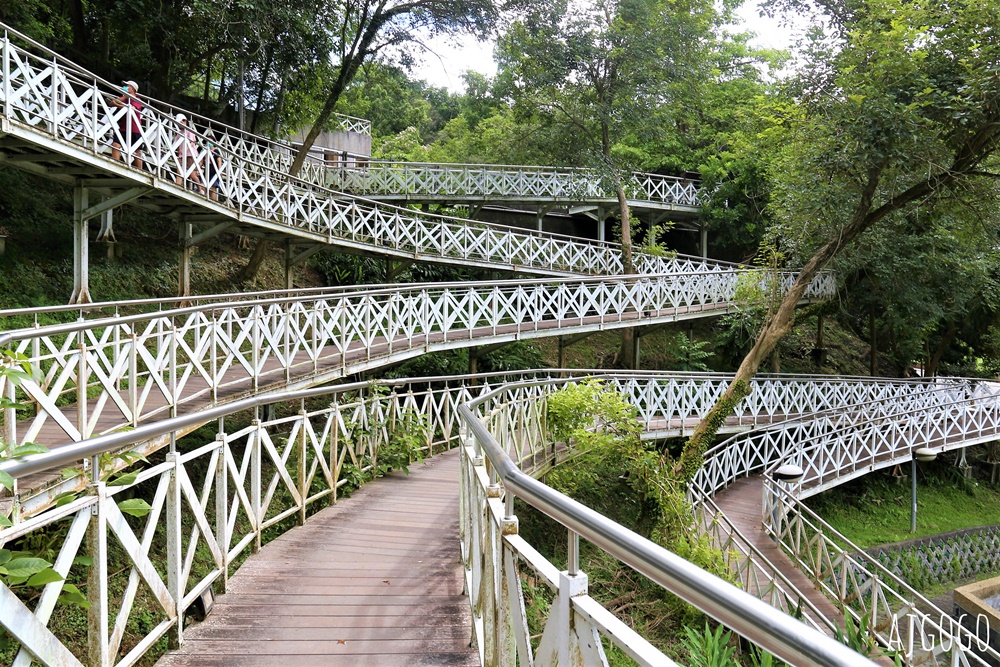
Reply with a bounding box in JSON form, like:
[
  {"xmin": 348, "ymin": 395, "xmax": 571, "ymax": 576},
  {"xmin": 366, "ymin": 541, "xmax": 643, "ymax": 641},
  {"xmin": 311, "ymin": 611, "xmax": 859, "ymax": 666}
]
[
  {"xmin": 187, "ymin": 221, "xmax": 238, "ymax": 247},
  {"xmin": 81, "ymin": 187, "xmax": 151, "ymax": 221},
  {"xmin": 559, "ymin": 331, "xmax": 599, "ymax": 348}
]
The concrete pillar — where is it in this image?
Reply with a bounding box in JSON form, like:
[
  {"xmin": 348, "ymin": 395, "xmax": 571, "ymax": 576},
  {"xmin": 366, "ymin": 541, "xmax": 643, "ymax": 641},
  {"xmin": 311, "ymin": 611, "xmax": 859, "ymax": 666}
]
[
  {"xmin": 178, "ymin": 221, "xmax": 192, "ymax": 298},
  {"xmin": 700, "ymin": 224, "xmax": 708, "ymax": 259},
  {"xmin": 70, "ymin": 186, "xmax": 92, "ymax": 304},
  {"xmin": 597, "ymin": 207, "xmax": 606, "ymax": 242}
]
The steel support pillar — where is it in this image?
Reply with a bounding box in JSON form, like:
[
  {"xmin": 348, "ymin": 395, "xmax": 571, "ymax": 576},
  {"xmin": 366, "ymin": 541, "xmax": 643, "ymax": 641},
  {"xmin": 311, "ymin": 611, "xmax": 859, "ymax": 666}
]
[
  {"xmin": 70, "ymin": 186, "xmax": 92, "ymax": 304},
  {"xmin": 96, "ymin": 209, "xmax": 116, "ymax": 258},
  {"xmin": 178, "ymin": 221, "xmax": 193, "ymax": 298}
]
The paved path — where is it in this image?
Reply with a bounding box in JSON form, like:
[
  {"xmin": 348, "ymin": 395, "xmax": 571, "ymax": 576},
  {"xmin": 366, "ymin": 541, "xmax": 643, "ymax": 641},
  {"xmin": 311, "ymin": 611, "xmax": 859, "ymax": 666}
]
[{"xmin": 156, "ymin": 448, "xmax": 477, "ymax": 667}]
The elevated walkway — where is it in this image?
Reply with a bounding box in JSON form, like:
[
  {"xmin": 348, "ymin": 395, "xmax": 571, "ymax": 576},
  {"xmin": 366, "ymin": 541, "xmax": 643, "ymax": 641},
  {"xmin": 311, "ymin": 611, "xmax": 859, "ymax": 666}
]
[
  {"xmin": 156, "ymin": 449, "xmax": 474, "ymax": 667},
  {"xmin": 0, "ymin": 23, "xmax": 719, "ymax": 306},
  {"xmin": 712, "ymin": 477, "xmax": 844, "ymax": 631},
  {"xmin": 328, "ymin": 161, "xmax": 704, "ymax": 236}
]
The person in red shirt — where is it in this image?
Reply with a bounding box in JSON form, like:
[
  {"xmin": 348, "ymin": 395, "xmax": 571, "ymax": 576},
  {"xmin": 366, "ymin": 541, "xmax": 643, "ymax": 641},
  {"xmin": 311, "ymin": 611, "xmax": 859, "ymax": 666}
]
[{"xmin": 111, "ymin": 80, "xmax": 144, "ymax": 170}]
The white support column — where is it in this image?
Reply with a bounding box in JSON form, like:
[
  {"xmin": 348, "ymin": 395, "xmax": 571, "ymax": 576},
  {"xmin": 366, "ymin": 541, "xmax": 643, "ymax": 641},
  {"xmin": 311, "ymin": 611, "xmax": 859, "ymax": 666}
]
[
  {"xmin": 700, "ymin": 223, "xmax": 708, "ymax": 259},
  {"xmin": 597, "ymin": 206, "xmax": 606, "ymax": 242},
  {"xmin": 70, "ymin": 186, "xmax": 91, "ymax": 304}
]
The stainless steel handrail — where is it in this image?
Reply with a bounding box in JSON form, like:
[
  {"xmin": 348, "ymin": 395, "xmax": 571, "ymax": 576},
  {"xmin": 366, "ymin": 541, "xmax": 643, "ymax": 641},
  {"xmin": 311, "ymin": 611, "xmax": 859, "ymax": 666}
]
[{"xmin": 459, "ymin": 383, "xmax": 879, "ymax": 667}]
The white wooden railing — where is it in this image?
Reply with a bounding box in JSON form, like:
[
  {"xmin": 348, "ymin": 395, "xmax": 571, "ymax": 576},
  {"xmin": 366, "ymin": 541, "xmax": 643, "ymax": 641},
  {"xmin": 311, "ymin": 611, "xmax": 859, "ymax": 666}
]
[
  {"xmin": 328, "ymin": 161, "xmax": 703, "ymax": 206},
  {"xmin": 0, "ymin": 23, "xmax": 729, "ymax": 281}
]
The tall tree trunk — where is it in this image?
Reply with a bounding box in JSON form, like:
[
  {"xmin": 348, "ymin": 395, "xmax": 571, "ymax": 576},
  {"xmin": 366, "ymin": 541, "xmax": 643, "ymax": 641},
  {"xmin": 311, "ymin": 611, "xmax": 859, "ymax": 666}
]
[
  {"xmin": 679, "ymin": 129, "xmax": 998, "ymax": 479},
  {"xmin": 272, "ymin": 76, "xmax": 286, "ymax": 137},
  {"xmin": 926, "ymin": 321, "xmax": 960, "ymax": 378},
  {"xmin": 238, "ymin": 240, "xmax": 270, "ymax": 283},
  {"xmin": 287, "ymin": 5, "xmax": 405, "ymax": 176},
  {"xmin": 68, "ymin": 0, "xmax": 88, "ymax": 55},
  {"xmin": 617, "ymin": 182, "xmax": 638, "ymax": 367},
  {"xmin": 203, "ymin": 58, "xmax": 212, "ymax": 103},
  {"xmin": 250, "ymin": 47, "xmax": 274, "ymax": 135},
  {"xmin": 869, "ymin": 302, "xmax": 878, "ymax": 376},
  {"xmin": 602, "ymin": 122, "xmax": 638, "ymax": 368}
]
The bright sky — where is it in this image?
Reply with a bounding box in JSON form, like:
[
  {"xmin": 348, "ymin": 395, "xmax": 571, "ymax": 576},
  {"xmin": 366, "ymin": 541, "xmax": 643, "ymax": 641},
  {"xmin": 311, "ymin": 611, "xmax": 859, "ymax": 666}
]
[{"xmin": 413, "ymin": 0, "xmax": 813, "ymax": 93}]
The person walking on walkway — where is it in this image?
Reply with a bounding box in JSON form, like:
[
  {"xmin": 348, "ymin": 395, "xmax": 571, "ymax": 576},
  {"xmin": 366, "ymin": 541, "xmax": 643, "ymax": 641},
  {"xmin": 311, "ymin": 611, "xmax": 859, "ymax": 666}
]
[
  {"xmin": 174, "ymin": 114, "xmax": 202, "ymax": 193},
  {"xmin": 110, "ymin": 80, "xmax": 143, "ymax": 169}
]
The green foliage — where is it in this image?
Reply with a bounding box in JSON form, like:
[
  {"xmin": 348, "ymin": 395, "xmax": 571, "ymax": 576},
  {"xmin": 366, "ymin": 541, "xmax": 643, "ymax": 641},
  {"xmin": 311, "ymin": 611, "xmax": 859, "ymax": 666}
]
[
  {"xmin": 544, "ymin": 381, "xmax": 731, "ymax": 632},
  {"xmin": 833, "ymin": 612, "xmax": 903, "ymax": 664},
  {"xmin": 682, "ymin": 623, "xmax": 736, "ymax": 667},
  {"xmin": 807, "ymin": 458, "xmax": 1000, "ymax": 549}
]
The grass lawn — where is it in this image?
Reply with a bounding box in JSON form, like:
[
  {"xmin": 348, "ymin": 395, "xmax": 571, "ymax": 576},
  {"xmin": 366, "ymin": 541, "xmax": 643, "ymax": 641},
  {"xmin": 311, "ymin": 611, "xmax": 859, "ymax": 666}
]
[{"xmin": 806, "ymin": 458, "xmax": 1000, "ymax": 549}]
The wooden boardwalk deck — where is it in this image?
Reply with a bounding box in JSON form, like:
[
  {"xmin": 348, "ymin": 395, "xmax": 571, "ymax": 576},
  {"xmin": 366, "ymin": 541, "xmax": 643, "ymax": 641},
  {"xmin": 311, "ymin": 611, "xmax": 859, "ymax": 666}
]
[
  {"xmin": 713, "ymin": 476, "xmax": 844, "ymax": 631},
  {"xmin": 156, "ymin": 448, "xmax": 476, "ymax": 667}
]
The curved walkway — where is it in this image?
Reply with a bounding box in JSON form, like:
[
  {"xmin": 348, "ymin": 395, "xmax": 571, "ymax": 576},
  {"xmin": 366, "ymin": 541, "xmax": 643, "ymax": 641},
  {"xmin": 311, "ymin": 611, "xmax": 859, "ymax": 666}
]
[
  {"xmin": 712, "ymin": 477, "xmax": 842, "ymax": 630},
  {"xmin": 157, "ymin": 449, "xmax": 475, "ymax": 667}
]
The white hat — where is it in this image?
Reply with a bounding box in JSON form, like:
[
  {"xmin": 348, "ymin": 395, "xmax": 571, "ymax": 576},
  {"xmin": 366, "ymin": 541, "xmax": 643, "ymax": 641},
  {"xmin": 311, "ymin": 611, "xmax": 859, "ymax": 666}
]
[
  {"xmin": 123, "ymin": 80, "xmax": 139, "ymax": 92},
  {"xmin": 175, "ymin": 113, "xmax": 187, "ymax": 123}
]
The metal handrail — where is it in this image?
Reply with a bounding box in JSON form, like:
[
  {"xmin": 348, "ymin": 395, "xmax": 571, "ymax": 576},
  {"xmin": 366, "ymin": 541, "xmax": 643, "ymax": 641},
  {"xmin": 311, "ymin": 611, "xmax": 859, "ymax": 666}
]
[
  {"xmin": 0, "ymin": 367, "xmax": 933, "ymax": 480},
  {"xmin": 459, "ymin": 382, "xmax": 878, "ymax": 667}
]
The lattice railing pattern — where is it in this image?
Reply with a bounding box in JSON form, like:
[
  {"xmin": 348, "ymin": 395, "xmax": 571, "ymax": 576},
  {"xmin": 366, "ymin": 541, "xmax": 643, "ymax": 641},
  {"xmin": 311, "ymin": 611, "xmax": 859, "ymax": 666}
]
[
  {"xmin": 467, "ymin": 376, "xmax": 1000, "ymax": 666},
  {"xmin": 0, "ymin": 26, "xmax": 754, "ymax": 282},
  {"xmin": 688, "ymin": 379, "xmax": 999, "ymax": 499},
  {"xmin": 0, "ymin": 274, "xmax": 824, "ymax": 464},
  {"xmin": 694, "ymin": 495, "xmax": 839, "ymax": 635},
  {"xmin": 0, "ymin": 377, "xmax": 515, "ymax": 667},
  {"xmin": 866, "ymin": 526, "xmax": 1000, "ymax": 589},
  {"xmin": 764, "ymin": 481, "xmax": 998, "ymax": 667},
  {"xmin": 328, "ymin": 161, "xmax": 703, "ymax": 206}
]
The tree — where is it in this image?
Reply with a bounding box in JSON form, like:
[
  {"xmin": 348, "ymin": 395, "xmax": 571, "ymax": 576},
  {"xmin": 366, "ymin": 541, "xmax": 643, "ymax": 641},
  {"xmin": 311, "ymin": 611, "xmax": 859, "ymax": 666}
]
[
  {"xmin": 682, "ymin": 0, "xmax": 1000, "ymax": 472},
  {"xmin": 496, "ymin": 0, "xmax": 727, "ymax": 365},
  {"xmin": 287, "ymin": 0, "xmax": 498, "ymax": 176}
]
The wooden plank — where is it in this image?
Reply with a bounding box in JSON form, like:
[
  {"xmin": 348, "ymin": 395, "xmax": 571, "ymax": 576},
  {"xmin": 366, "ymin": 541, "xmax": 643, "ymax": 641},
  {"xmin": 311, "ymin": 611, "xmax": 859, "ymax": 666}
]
[{"xmin": 156, "ymin": 449, "xmax": 475, "ymax": 666}]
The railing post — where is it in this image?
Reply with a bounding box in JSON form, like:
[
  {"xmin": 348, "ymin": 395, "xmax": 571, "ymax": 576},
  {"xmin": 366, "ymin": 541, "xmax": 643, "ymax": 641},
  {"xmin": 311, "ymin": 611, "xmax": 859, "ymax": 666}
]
[
  {"xmin": 215, "ymin": 420, "xmax": 229, "ymax": 594},
  {"xmin": 3, "ymin": 31, "xmax": 11, "ymax": 120},
  {"xmin": 298, "ymin": 401, "xmax": 307, "ymax": 525},
  {"xmin": 3, "ymin": 363, "xmax": 16, "ymax": 458},
  {"xmin": 251, "ymin": 410, "xmax": 262, "ymax": 552},
  {"xmin": 77, "ymin": 335, "xmax": 88, "ymax": 440},
  {"xmin": 165, "ymin": 451, "xmax": 183, "ymax": 649},
  {"xmin": 210, "ymin": 311, "xmax": 218, "ymax": 405},
  {"xmin": 86, "ymin": 481, "xmax": 109, "ymax": 667},
  {"xmin": 330, "ymin": 406, "xmax": 339, "ymax": 507},
  {"xmin": 169, "ymin": 318, "xmax": 178, "ymax": 419},
  {"xmin": 498, "ymin": 508, "xmax": 521, "ymax": 666},
  {"xmin": 547, "ymin": 530, "xmax": 590, "ymax": 666},
  {"xmin": 251, "ymin": 308, "xmax": 260, "ymax": 392}
]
